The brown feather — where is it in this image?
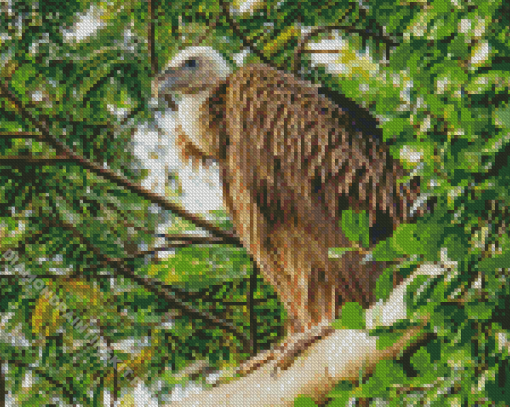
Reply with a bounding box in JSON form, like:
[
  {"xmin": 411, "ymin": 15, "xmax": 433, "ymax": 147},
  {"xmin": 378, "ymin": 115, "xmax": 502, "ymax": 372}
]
[{"xmin": 178, "ymin": 63, "xmax": 416, "ymax": 332}]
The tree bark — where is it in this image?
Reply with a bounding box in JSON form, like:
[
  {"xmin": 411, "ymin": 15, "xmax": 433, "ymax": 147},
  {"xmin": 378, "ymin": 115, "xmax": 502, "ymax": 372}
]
[{"xmin": 164, "ymin": 263, "xmax": 449, "ymax": 406}]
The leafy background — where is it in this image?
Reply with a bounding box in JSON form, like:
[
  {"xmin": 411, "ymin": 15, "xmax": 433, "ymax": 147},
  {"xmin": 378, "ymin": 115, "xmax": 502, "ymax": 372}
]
[{"xmin": 0, "ymin": 0, "xmax": 509, "ymax": 405}]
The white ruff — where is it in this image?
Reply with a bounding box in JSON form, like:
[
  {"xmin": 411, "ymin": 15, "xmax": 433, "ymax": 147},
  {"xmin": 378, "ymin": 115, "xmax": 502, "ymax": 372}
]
[{"xmin": 178, "ymin": 90, "xmax": 212, "ymax": 148}]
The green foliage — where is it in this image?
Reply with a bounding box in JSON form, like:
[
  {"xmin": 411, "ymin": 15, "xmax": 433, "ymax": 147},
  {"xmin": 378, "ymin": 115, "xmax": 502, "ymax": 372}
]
[
  {"xmin": 361, "ymin": 360, "xmax": 407, "ymax": 399},
  {"xmin": 326, "ymin": 381, "xmax": 354, "ymax": 406},
  {"xmin": 371, "ymin": 319, "xmax": 423, "ymax": 351},
  {"xmin": 293, "ymin": 396, "xmax": 318, "ymax": 406},
  {"xmin": 146, "ymin": 246, "xmax": 251, "ymax": 289},
  {"xmin": 340, "ymin": 209, "xmax": 371, "ymax": 249},
  {"xmin": 332, "ymin": 302, "xmax": 365, "ymax": 330},
  {"xmin": 0, "ymin": 0, "xmax": 508, "ymax": 404},
  {"xmin": 375, "ymin": 260, "xmax": 420, "ymax": 301}
]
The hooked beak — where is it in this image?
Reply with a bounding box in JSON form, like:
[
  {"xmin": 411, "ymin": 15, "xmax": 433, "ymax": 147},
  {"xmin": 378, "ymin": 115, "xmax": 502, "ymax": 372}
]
[
  {"xmin": 156, "ymin": 68, "xmax": 178, "ymax": 94},
  {"xmin": 150, "ymin": 69, "xmax": 178, "ymax": 112}
]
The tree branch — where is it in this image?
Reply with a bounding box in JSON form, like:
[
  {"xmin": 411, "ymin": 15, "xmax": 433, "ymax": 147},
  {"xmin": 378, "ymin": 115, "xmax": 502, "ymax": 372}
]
[
  {"xmin": 292, "ymin": 23, "xmax": 398, "ymax": 74},
  {"xmin": 218, "ymin": 0, "xmax": 278, "ymax": 69},
  {"xmin": 164, "ymin": 263, "xmax": 449, "ymax": 406},
  {"xmin": 148, "ymin": 0, "xmax": 159, "ymax": 77},
  {"xmin": 0, "ymin": 132, "xmax": 40, "ymax": 138},
  {"xmin": 0, "ymin": 80, "xmax": 240, "ymax": 245},
  {"xmin": 0, "ymin": 155, "xmax": 75, "ymax": 165},
  {"xmin": 42, "ymin": 215, "xmax": 250, "ymax": 349}
]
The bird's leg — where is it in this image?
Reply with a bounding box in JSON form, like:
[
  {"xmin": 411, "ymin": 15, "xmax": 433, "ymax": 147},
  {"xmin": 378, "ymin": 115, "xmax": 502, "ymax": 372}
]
[{"xmin": 236, "ymin": 322, "xmax": 335, "ymax": 376}]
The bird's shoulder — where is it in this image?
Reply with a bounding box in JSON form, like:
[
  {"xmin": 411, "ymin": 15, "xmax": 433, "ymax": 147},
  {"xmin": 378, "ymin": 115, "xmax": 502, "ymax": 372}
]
[{"xmin": 227, "ymin": 64, "xmax": 326, "ymax": 105}]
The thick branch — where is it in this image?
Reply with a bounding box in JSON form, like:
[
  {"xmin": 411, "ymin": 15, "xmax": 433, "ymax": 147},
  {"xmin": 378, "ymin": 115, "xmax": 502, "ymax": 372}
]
[
  {"xmin": 168, "ymin": 326, "xmax": 425, "ymax": 407},
  {"xmin": 164, "ymin": 263, "xmax": 449, "ymax": 406}
]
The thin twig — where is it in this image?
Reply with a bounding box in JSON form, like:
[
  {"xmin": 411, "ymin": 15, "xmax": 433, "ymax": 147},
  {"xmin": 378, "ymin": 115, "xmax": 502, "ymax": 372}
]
[
  {"xmin": 0, "ymin": 359, "xmax": 5, "ymax": 407},
  {"xmin": 42, "ymin": 215, "xmax": 250, "ymax": 349},
  {"xmin": 248, "ymin": 262, "xmax": 258, "ymax": 356},
  {"xmin": 0, "ymin": 132, "xmax": 40, "ymax": 138},
  {"xmin": 218, "ymin": 0, "xmax": 277, "ymax": 69},
  {"xmin": 0, "ymin": 79, "xmax": 239, "ymax": 245},
  {"xmin": 148, "ymin": 0, "xmax": 159, "ymax": 76},
  {"xmin": 292, "ymin": 24, "xmax": 398, "ymax": 74},
  {"xmin": 162, "ymin": 233, "xmax": 236, "ymax": 245}
]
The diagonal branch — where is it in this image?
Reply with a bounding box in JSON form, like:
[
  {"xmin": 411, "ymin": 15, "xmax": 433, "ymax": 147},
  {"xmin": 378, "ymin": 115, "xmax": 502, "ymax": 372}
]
[
  {"xmin": 292, "ymin": 22, "xmax": 399, "ymax": 74},
  {"xmin": 0, "ymin": 80, "xmax": 240, "ymax": 245},
  {"xmin": 42, "ymin": 214, "xmax": 250, "ymax": 349},
  {"xmin": 165, "ymin": 263, "xmax": 447, "ymax": 407}
]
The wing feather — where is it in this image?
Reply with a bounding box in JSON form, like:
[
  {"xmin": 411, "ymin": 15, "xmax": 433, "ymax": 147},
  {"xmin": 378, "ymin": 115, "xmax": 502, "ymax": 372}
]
[{"xmin": 224, "ymin": 64, "xmax": 409, "ymax": 239}]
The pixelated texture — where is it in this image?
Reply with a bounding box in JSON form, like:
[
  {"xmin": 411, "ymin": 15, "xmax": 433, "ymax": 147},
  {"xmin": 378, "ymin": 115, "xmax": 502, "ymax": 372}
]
[{"xmin": 0, "ymin": 0, "xmax": 509, "ymax": 405}]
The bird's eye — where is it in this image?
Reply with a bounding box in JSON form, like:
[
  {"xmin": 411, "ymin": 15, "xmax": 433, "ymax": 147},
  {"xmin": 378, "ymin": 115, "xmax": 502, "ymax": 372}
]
[{"xmin": 183, "ymin": 59, "xmax": 197, "ymax": 69}]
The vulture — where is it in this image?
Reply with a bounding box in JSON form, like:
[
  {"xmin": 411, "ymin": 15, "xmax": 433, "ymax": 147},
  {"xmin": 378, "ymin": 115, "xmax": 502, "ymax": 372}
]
[{"xmin": 156, "ymin": 46, "xmax": 417, "ymax": 370}]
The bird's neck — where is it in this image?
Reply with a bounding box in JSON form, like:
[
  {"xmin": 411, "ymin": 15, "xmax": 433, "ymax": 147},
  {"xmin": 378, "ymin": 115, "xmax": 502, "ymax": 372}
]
[{"xmin": 177, "ymin": 90, "xmax": 216, "ymax": 156}]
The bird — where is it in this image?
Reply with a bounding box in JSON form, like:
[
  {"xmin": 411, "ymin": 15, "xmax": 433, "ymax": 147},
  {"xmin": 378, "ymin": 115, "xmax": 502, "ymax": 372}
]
[{"xmin": 155, "ymin": 46, "xmax": 417, "ymax": 372}]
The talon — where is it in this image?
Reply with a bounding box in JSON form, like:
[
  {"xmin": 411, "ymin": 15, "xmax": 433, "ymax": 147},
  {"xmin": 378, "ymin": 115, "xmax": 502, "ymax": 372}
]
[
  {"xmin": 236, "ymin": 349, "xmax": 275, "ymax": 376},
  {"xmin": 237, "ymin": 324, "xmax": 335, "ymax": 376},
  {"xmin": 272, "ymin": 324, "xmax": 336, "ymax": 374}
]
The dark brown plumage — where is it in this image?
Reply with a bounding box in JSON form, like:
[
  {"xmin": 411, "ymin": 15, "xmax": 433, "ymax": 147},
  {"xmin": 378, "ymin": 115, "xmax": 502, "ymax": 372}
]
[{"xmin": 157, "ymin": 47, "xmax": 416, "ymax": 336}]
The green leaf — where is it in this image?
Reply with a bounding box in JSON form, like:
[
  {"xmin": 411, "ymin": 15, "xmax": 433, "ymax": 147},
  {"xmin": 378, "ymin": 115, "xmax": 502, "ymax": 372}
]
[
  {"xmin": 293, "ymin": 396, "xmax": 317, "ymax": 406},
  {"xmin": 340, "ymin": 210, "xmax": 370, "ymax": 248},
  {"xmin": 375, "ymin": 261, "xmax": 420, "ymax": 301},
  {"xmin": 359, "ymin": 360, "xmax": 405, "ymax": 398},
  {"xmin": 392, "ymin": 224, "xmax": 425, "ymax": 256},
  {"xmin": 332, "ymin": 302, "xmax": 365, "ymax": 329},
  {"xmin": 405, "ymin": 273, "xmax": 445, "ymax": 310},
  {"xmin": 327, "ymin": 388, "xmax": 353, "ymax": 407},
  {"xmin": 410, "ymin": 346, "xmax": 431, "ymax": 373},
  {"xmin": 465, "ymin": 301, "xmax": 495, "ymax": 321},
  {"xmin": 479, "ymin": 250, "xmax": 510, "ymax": 271},
  {"xmin": 372, "ymin": 238, "xmax": 400, "ymax": 262},
  {"xmin": 376, "ymin": 329, "xmax": 406, "ymax": 351}
]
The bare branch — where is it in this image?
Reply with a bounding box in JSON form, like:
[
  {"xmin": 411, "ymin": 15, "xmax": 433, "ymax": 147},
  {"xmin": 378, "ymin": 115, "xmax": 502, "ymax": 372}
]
[
  {"xmin": 42, "ymin": 215, "xmax": 250, "ymax": 349},
  {"xmin": 0, "ymin": 79, "xmax": 240, "ymax": 245},
  {"xmin": 248, "ymin": 262, "xmax": 259, "ymax": 356},
  {"xmin": 0, "ymin": 155, "xmax": 74, "ymax": 165},
  {"xmin": 148, "ymin": 0, "xmax": 159, "ymax": 76},
  {"xmin": 0, "ymin": 132, "xmax": 40, "ymax": 138},
  {"xmin": 162, "ymin": 233, "xmax": 238, "ymax": 246},
  {"xmin": 164, "ymin": 263, "xmax": 448, "ymax": 406}
]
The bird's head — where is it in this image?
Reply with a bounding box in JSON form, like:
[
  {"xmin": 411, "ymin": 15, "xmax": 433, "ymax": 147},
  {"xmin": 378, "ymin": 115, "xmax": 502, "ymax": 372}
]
[{"xmin": 156, "ymin": 46, "xmax": 232, "ymax": 96}]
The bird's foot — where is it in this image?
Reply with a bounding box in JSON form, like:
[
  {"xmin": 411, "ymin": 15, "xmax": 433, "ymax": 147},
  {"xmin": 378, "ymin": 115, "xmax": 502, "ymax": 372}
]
[
  {"xmin": 236, "ymin": 348, "xmax": 277, "ymax": 377},
  {"xmin": 272, "ymin": 323, "xmax": 335, "ymax": 374},
  {"xmin": 237, "ymin": 323, "xmax": 335, "ymax": 377}
]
